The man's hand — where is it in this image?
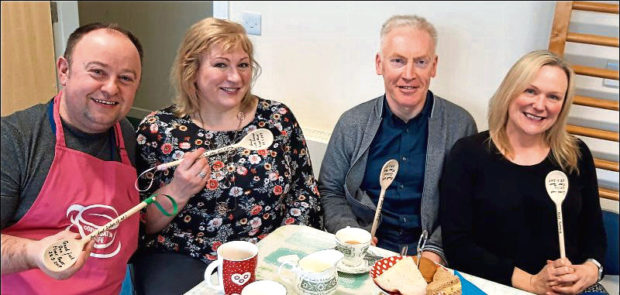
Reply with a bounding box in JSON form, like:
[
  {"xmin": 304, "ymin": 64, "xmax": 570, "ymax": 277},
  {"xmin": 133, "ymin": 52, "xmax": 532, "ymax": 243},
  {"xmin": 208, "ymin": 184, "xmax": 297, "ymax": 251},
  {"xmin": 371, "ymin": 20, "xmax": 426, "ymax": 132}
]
[
  {"xmin": 31, "ymin": 230, "xmax": 94, "ymax": 280},
  {"xmin": 421, "ymin": 251, "xmax": 444, "ymax": 265},
  {"xmin": 2, "ymin": 231, "xmax": 93, "ymax": 280}
]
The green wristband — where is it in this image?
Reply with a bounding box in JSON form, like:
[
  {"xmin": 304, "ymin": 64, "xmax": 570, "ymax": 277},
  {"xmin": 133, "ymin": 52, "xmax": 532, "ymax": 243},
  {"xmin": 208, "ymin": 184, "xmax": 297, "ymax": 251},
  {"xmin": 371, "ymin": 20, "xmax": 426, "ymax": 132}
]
[{"xmin": 145, "ymin": 193, "xmax": 178, "ymax": 217}]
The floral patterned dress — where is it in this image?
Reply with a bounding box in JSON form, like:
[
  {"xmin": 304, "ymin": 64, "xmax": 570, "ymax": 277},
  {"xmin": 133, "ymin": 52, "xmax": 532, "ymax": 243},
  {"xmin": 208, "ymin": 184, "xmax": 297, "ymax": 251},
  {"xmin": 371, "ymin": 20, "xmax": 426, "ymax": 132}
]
[{"xmin": 136, "ymin": 97, "xmax": 322, "ymax": 263}]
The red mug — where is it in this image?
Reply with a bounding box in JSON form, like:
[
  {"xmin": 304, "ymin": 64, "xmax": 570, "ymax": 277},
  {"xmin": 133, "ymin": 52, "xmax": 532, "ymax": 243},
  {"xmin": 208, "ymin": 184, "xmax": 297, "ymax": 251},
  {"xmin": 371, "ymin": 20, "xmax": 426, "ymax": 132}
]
[{"xmin": 204, "ymin": 241, "xmax": 258, "ymax": 294}]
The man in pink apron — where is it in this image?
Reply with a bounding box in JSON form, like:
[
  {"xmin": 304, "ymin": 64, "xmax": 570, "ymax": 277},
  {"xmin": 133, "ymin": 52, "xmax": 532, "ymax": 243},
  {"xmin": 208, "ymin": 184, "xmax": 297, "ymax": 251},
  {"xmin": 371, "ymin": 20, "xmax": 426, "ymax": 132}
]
[{"xmin": 1, "ymin": 23, "xmax": 143, "ymax": 294}]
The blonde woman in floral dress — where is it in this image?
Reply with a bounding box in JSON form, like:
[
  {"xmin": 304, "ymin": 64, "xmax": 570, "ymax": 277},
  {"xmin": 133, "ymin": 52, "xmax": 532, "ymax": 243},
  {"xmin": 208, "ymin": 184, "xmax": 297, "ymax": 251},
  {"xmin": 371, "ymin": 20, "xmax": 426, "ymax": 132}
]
[{"xmin": 133, "ymin": 18, "xmax": 321, "ymax": 294}]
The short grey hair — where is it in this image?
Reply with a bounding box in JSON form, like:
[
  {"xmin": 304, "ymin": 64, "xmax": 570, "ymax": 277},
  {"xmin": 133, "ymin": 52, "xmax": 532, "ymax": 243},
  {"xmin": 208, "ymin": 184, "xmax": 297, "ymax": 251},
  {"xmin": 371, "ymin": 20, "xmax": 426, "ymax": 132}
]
[{"xmin": 380, "ymin": 15, "xmax": 438, "ymax": 51}]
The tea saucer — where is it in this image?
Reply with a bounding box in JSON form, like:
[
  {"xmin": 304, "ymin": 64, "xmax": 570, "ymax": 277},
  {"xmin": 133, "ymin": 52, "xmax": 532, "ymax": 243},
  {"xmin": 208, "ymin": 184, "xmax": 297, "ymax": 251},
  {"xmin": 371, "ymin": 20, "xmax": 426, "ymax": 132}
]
[{"xmin": 336, "ymin": 259, "xmax": 371, "ymax": 274}]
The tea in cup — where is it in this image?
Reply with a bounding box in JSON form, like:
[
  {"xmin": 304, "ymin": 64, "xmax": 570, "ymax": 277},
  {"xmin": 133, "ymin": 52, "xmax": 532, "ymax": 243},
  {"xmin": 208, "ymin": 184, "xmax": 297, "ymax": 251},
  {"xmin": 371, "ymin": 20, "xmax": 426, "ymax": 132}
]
[
  {"xmin": 241, "ymin": 280, "xmax": 287, "ymax": 295},
  {"xmin": 204, "ymin": 241, "xmax": 258, "ymax": 294},
  {"xmin": 335, "ymin": 227, "xmax": 371, "ymax": 267}
]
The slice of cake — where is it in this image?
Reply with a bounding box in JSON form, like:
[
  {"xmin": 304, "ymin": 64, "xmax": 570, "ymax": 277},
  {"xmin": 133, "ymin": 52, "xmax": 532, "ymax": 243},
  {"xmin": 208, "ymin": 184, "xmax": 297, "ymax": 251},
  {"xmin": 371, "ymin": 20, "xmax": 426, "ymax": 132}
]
[
  {"xmin": 375, "ymin": 257, "xmax": 427, "ymax": 295},
  {"xmin": 412, "ymin": 256, "xmax": 438, "ymax": 283},
  {"xmin": 426, "ymin": 267, "xmax": 462, "ymax": 295}
]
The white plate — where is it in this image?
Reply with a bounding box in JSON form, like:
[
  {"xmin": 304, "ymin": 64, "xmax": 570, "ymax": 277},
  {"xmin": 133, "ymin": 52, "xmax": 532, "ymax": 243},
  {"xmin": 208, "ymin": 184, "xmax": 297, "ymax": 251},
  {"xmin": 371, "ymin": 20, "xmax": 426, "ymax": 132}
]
[{"xmin": 336, "ymin": 259, "xmax": 371, "ymax": 274}]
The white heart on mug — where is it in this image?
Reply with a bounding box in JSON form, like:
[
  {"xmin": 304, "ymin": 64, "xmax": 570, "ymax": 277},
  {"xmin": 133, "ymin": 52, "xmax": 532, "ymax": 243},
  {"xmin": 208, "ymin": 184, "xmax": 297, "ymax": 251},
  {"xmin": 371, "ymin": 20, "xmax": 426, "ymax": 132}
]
[{"xmin": 231, "ymin": 272, "xmax": 251, "ymax": 285}]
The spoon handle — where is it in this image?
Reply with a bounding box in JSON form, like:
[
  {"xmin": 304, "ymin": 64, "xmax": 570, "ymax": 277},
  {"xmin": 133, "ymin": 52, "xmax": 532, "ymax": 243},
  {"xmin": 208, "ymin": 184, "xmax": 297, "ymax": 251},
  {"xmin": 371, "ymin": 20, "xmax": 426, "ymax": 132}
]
[
  {"xmin": 82, "ymin": 198, "xmax": 153, "ymax": 245},
  {"xmin": 556, "ymin": 207, "xmax": 566, "ymax": 258},
  {"xmin": 203, "ymin": 145, "xmax": 236, "ymax": 158},
  {"xmin": 156, "ymin": 158, "xmax": 183, "ymax": 171},
  {"xmin": 156, "ymin": 145, "xmax": 237, "ymax": 171},
  {"xmin": 370, "ymin": 189, "xmax": 387, "ymax": 238}
]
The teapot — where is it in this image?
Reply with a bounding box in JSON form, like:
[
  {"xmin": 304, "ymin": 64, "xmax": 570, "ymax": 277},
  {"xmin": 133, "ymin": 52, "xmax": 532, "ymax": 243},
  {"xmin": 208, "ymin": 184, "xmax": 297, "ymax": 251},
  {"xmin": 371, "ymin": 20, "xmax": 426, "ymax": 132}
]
[{"xmin": 278, "ymin": 249, "xmax": 343, "ymax": 295}]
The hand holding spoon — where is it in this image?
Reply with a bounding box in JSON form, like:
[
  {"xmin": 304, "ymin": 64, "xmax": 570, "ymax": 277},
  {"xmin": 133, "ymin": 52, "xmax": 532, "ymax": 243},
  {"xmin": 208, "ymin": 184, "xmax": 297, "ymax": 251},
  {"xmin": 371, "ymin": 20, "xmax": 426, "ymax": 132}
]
[
  {"xmin": 370, "ymin": 159, "xmax": 399, "ymax": 239},
  {"xmin": 41, "ymin": 194, "xmax": 175, "ymax": 273},
  {"xmin": 545, "ymin": 170, "xmax": 569, "ymax": 258},
  {"xmin": 136, "ymin": 129, "xmax": 274, "ymax": 192}
]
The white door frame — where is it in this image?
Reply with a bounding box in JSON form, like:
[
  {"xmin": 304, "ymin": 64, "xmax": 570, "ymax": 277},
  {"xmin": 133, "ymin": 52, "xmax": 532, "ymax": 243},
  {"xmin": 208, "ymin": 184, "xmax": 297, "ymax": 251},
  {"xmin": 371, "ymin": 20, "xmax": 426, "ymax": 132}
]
[
  {"xmin": 213, "ymin": 1, "xmax": 229, "ymax": 19},
  {"xmin": 51, "ymin": 1, "xmax": 79, "ymax": 90},
  {"xmin": 52, "ymin": 1, "xmax": 79, "ymax": 61}
]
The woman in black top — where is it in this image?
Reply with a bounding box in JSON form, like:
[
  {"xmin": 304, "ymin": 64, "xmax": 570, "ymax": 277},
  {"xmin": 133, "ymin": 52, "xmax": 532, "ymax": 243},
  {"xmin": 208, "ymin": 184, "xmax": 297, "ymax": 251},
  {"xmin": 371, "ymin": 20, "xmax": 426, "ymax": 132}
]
[{"xmin": 440, "ymin": 50, "xmax": 606, "ymax": 295}]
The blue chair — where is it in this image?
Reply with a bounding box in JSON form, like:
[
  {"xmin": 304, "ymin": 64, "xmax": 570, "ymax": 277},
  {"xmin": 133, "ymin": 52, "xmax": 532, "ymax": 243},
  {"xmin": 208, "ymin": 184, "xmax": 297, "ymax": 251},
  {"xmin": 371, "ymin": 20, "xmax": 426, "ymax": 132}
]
[
  {"xmin": 602, "ymin": 210, "xmax": 619, "ymax": 275},
  {"xmin": 120, "ymin": 264, "xmax": 134, "ymax": 295}
]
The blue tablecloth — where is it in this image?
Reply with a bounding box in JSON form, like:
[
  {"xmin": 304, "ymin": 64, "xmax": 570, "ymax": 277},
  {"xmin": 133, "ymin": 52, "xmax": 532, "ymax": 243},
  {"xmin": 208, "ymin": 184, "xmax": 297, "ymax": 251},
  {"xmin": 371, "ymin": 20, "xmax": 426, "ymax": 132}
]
[{"xmin": 455, "ymin": 270, "xmax": 487, "ymax": 295}]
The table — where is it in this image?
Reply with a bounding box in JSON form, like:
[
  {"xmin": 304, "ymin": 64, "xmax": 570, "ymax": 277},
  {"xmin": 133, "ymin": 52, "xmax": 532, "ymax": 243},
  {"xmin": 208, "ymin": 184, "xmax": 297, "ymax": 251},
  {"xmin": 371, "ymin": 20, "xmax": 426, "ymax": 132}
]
[{"xmin": 186, "ymin": 225, "xmax": 537, "ymax": 294}]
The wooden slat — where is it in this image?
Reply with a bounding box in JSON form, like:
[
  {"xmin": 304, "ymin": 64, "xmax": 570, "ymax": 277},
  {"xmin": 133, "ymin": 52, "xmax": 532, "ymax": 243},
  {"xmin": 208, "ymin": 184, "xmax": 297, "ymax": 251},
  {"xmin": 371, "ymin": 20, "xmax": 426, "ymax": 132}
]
[
  {"xmin": 594, "ymin": 158, "xmax": 619, "ymax": 172},
  {"xmin": 567, "ymin": 32, "xmax": 619, "ymax": 47},
  {"xmin": 554, "ymin": 1, "xmax": 620, "ymax": 202},
  {"xmin": 599, "ymin": 187, "xmax": 619, "ymax": 201},
  {"xmin": 573, "ymin": 65, "xmax": 619, "ymax": 80},
  {"xmin": 548, "ymin": 1, "xmax": 573, "ymax": 56},
  {"xmin": 573, "ymin": 1, "xmax": 619, "ymax": 14},
  {"xmin": 566, "ymin": 124, "xmax": 619, "ymax": 142},
  {"xmin": 573, "ymin": 95, "xmax": 619, "ymax": 111}
]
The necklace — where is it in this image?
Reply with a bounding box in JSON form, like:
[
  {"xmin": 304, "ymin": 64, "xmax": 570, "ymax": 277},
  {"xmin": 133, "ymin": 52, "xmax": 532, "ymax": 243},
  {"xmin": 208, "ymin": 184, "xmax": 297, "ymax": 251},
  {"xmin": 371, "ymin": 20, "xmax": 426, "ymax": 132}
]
[
  {"xmin": 197, "ymin": 111, "xmax": 246, "ymax": 213},
  {"xmin": 135, "ymin": 111, "xmax": 246, "ymax": 193},
  {"xmin": 222, "ymin": 111, "xmax": 245, "ymax": 189}
]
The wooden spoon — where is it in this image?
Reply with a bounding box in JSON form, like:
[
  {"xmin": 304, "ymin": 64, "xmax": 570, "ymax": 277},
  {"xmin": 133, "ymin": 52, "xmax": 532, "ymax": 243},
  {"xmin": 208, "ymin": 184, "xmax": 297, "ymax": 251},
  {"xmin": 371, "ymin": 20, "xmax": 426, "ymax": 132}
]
[
  {"xmin": 41, "ymin": 196, "xmax": 158, "ymax": 273},
  {"xmin": 156, "ymin": 128, "xmax": 274, "ymax": 171},
  {"xmin": 545, "ymin": 170, "xmax": 569, "ymax": 258},
  {"xmin": 370, "ymin": 159, "xmax": 399, "ymax": 238}
]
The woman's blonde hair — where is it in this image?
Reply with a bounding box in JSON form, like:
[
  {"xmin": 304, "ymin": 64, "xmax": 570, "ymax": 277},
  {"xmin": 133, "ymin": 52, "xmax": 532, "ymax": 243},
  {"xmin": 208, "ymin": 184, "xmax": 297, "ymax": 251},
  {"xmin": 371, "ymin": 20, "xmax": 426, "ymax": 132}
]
[
  {"xmin": 171, "ymin": 17, "xmax": 261, "ymax": 117},
  {"xmin": 488, "ymin": 50, "xmax": 580, "ymax": 173}
]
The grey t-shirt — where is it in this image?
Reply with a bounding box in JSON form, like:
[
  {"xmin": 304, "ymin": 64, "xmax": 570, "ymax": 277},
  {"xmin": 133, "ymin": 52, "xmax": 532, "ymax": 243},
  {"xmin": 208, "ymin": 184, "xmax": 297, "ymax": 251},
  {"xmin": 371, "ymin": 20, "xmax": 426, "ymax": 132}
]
[{"xmin": 1, "ymin": 100, "xmax": 137, "ymax": 229}]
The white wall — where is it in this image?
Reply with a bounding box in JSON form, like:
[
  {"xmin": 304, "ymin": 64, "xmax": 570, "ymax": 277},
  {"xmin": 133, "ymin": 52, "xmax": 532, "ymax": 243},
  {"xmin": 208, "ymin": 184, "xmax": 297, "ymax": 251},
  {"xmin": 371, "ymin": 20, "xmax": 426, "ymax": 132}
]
[
  {"xmin": 227, "ymin": 1, "xmax": 618, "ymax": 211},
  {"xmin": 229, "ymin": 1, "xmax": 555, "ymax": 137},
  {"xmin": 77, "ymin": 1, "xmax": 213, "ymax": 119},
  {"xmin": 228, "ymin": 1, "xmax": 557, "ymax": 174}
]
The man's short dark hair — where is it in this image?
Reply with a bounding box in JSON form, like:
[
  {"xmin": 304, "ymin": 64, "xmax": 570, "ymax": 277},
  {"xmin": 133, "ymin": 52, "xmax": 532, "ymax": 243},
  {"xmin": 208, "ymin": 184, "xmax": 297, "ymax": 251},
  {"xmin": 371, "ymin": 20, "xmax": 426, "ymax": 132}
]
[{"xmin": 63, "ymin": 22, "xmax": 143, "ymax": 66}]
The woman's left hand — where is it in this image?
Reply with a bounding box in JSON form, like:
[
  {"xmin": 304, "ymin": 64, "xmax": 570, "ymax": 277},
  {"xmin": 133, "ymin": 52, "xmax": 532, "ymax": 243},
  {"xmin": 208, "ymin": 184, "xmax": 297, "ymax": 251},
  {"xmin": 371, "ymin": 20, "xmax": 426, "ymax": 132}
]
[{"xmin": 550, "ymin": 260, "xmax": 599, "ymax": 295}]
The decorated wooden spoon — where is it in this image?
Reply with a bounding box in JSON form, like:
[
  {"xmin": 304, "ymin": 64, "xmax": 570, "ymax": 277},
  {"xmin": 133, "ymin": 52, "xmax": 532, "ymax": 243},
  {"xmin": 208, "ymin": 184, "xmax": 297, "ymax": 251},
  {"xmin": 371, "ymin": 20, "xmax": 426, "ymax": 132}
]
[
  {"xmin": 370, "ymin": 159, "xmax": 399, "ymax": 239},
  {"xmin": 155, "ymin": 128, "xmax": 274, "ymax": 171},
  {"xmin": 41, "ymin": 194, "xmax": 175, "ymax": 273},
  {"xmin": 545, "ymin": 170, "xmax": 569, "ymax": 258}
]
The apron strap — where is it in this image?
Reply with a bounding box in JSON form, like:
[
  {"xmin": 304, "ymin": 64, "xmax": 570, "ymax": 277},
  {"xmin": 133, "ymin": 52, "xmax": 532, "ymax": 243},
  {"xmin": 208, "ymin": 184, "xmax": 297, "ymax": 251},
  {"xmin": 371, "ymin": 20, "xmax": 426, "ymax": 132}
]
[
  {"xmin": 113, "ymin": 122, "xmax": 132, "ymax": 165},
  {"xmin": 51, "ymin": 92, "xmax": 67, "ymax": 147}
]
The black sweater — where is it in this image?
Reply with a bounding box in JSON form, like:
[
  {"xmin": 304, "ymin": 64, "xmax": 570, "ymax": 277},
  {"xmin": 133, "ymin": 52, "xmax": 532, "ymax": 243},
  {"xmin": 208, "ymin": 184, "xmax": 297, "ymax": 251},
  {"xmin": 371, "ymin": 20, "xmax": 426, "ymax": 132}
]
[{"xmin": 440, "ymin": 131, "xmax": 606, "ymax": 286}]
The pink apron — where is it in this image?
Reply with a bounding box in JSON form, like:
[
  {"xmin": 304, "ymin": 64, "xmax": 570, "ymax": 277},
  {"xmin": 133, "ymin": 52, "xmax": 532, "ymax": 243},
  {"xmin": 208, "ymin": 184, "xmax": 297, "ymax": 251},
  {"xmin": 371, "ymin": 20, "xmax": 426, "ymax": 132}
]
[{"xmin": 1, "ymin": 92, "xmax": 139, "ymax": 295}]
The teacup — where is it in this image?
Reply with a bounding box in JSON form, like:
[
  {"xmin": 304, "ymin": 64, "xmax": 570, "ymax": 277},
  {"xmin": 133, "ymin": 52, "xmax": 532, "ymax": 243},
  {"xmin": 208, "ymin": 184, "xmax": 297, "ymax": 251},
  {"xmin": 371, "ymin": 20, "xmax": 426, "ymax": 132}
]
[
  {"xmin": 334, "ymin": 227, "xmax": 371, "ymax": 267},
  {"xmin": 278, "ymin": 250, "xmax": 341, "ymax": 295},
  {"xmin": 204, "ymin": 241, "xmax": 258, "ymax": 294},
  {"xmin": 241, "ymin": 280, "xmax": 287, "ymax": 295}
]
